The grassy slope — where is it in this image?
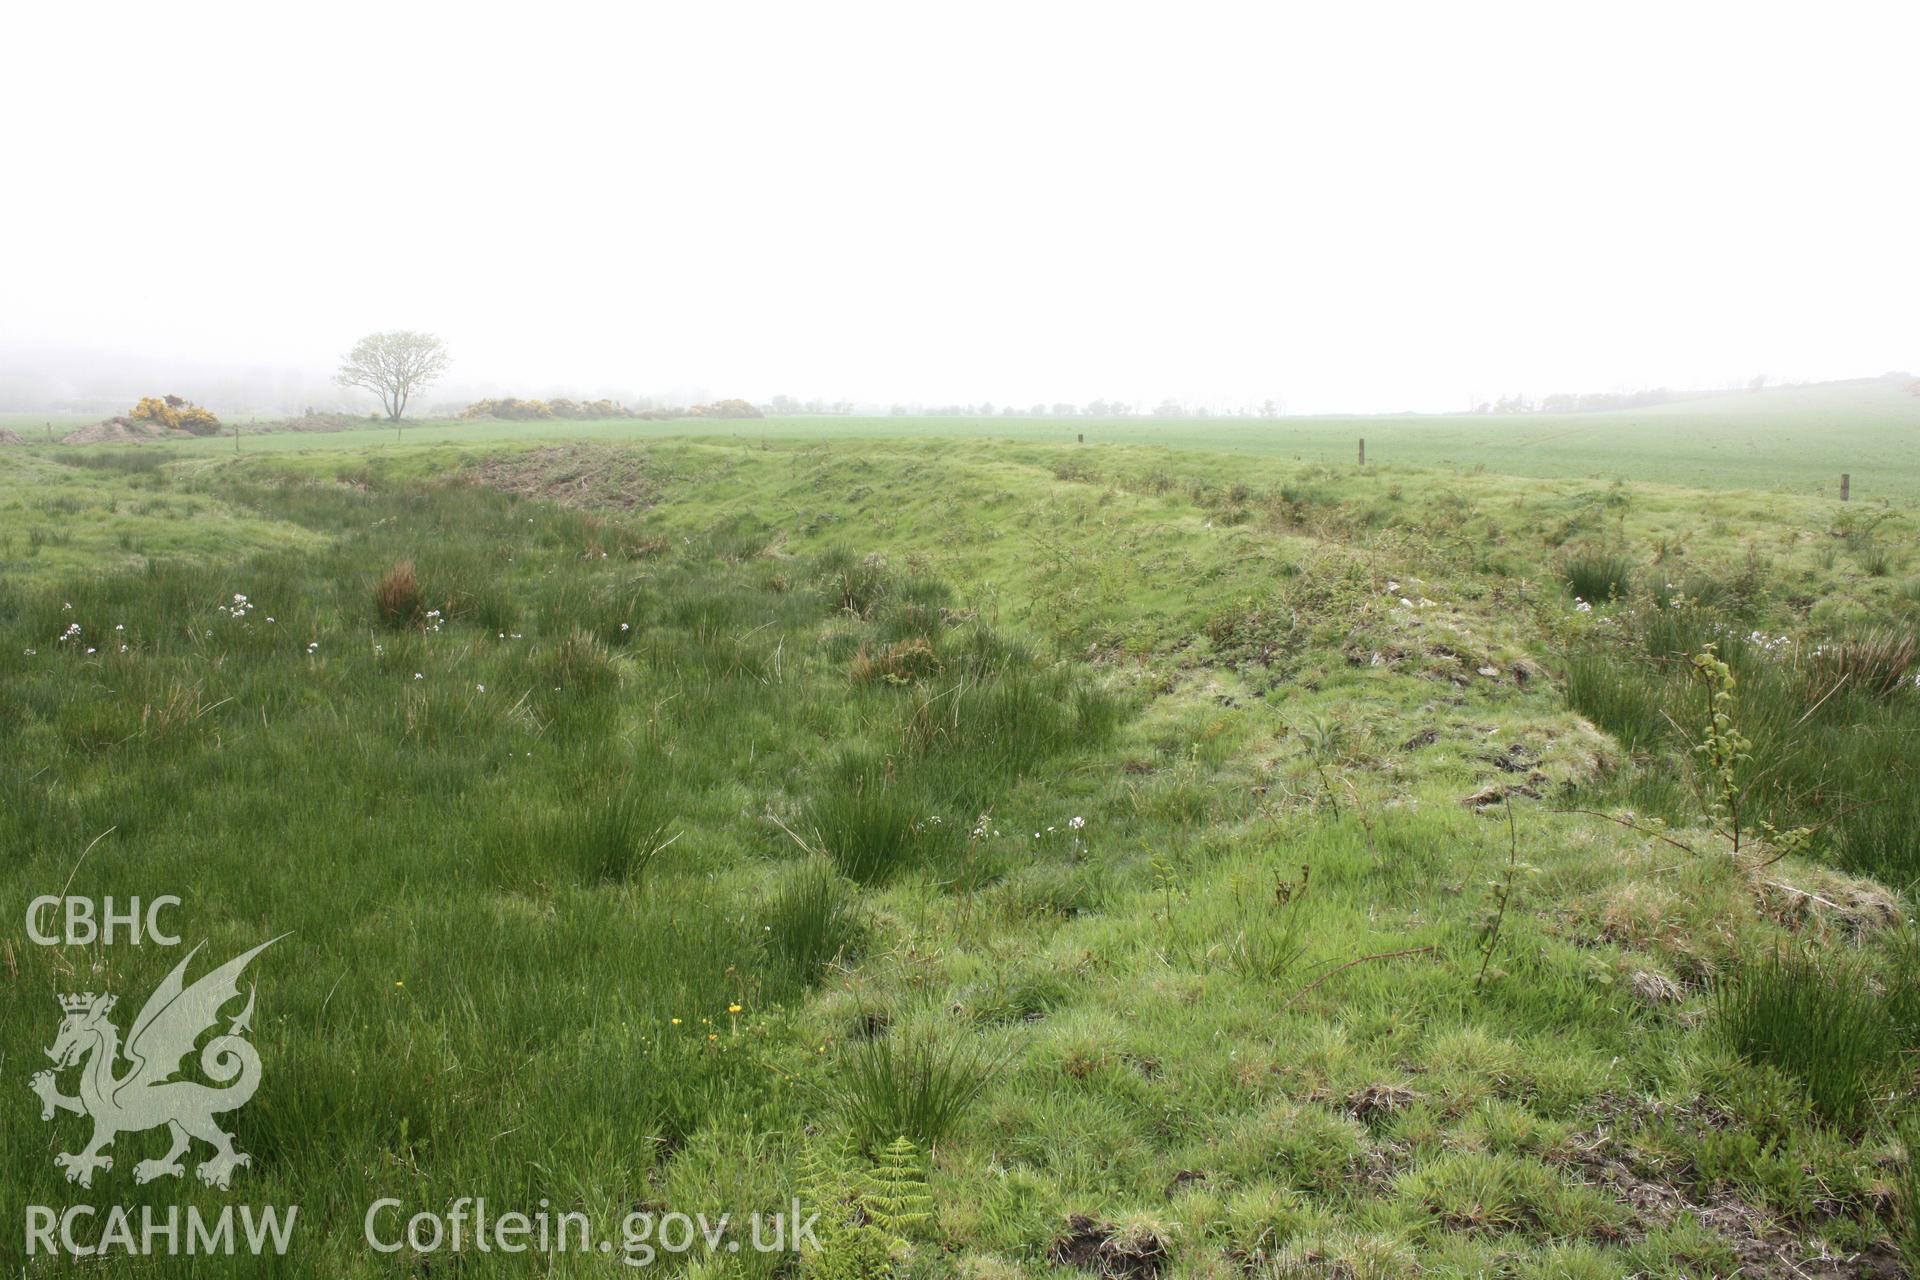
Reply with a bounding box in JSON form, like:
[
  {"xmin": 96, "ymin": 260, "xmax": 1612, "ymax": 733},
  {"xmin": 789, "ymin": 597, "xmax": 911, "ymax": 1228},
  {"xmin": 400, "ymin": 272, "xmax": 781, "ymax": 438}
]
[
  {"xmin": 0, "ymin": 451, "xmax": 325, "ymax": 579},
  {"xmin": 1, "ymin": 434, "xmax": 1916, "ymax": 1277}
]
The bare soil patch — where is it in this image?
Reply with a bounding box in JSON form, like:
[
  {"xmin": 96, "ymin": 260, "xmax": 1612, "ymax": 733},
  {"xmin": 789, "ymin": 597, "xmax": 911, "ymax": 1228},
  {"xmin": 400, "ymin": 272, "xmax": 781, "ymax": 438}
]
[
  {"xmin": 1049, "ymin": 1215, "xmax": 1170, "ymax": 1280},
  {"xmin": 1561, "ymin": 1096, "xmax": 1907, "ymax": 1279},
  {"xmin": 258, "ymin": 413, "xmax": 368, "ymax": 434},
  {"xmin": 469, "ymin": 445, "xmax": 660, "ymax": 511},
  {"xmin": 60, "ymin": 416, "xmax": 192, "ymax": 444}
]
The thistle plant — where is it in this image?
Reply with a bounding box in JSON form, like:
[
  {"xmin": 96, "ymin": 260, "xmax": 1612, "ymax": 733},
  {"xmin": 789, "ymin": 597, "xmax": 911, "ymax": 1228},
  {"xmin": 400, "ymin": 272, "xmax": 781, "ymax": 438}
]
[
  {"xmin": 1222, "ymin": 862, "xmax": 1311, "ymax": 981},
  {"xmin": 1294, "ymin": 711, "xmax": 1345, "ymax": 818},
  {"xmin": 1474, "ymin": 797, "xmax": 1519, "ymax": 990},
  {"xmin": 1149, "ymin": 850, "xmax": 1184, "ymax": 958}
]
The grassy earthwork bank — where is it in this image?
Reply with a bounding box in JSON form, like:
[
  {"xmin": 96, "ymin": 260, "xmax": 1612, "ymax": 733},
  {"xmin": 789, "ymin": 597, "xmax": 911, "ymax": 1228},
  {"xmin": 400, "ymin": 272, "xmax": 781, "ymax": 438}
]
[{"xmin": 1, "ymin": 403, "xmax": 1918, "ymax": 1276}]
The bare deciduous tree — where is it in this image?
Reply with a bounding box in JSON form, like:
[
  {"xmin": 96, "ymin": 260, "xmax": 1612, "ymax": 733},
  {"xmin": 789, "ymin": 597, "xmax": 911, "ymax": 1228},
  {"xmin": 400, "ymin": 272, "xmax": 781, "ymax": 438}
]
[{"xmin": 335, "ymin": 331, "xmax": 450, "ymax": 422}]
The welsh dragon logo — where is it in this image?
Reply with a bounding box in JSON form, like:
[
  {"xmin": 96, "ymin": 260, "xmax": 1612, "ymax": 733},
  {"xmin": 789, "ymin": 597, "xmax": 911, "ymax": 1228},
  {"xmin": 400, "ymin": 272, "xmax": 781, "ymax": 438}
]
[{"xmin": 29, "ymin": 937, "xmax": 280, "ymax": 1189}]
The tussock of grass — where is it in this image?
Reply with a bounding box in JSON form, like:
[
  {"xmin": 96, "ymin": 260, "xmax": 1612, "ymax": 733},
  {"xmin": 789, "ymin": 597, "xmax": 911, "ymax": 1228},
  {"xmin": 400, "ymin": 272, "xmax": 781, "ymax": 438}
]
[
  {"xmin": 813, "ymin": 546, "xmax": 892, "ymax": 617},
  {"xmin": 1398, "ymin": 1150, "xmax": 1625, "ymax": 1240},
  {"xmin": 875, "ymin": 576, "xmax": 952, "ymax": 642},
  {"xmin": 1857, "ymin": 544, "xmax": 1896, "ymax": 577},
  {"xmin": 539, "ymin": 627, "xmax": 619, "ymax": 694},
  {"xmin": 850, "ymin": 636, "xmax": 942, "ymax": 685},
  {"xmin": 903, "ymin": 668, "xmax": 1123, "ymax": 788},
  {"xmin": 373, "ymin": 559, "xmax": 424, "ymax": 626}
]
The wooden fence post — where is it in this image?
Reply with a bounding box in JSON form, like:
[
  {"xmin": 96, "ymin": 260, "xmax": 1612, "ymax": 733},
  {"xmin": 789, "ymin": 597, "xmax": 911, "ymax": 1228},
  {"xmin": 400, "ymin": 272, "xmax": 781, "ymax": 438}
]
[
  {"xmin": 1358, "ymin": 438, "xmax": 1366, "ymax": 466},
  {"xmin": 1840, "ymin": 473, "xmax": 1850, "ymax": 502},
  {"xmin": 1077, "ymin": 433, "xmax": 1084, "ymax": 444}
]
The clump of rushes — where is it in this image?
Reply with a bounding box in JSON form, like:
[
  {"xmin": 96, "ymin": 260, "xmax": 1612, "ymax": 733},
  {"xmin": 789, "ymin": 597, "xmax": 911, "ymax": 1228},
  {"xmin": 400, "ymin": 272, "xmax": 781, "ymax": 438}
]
[
  {"xmin": 1896, "ymin": 1116, "xmax": 1920, "ymax": 1277},
  {"xmin": 1713, "ymin": 945, "xmax": 1899, "ymax": 1130},
  {"xmin": 765, "ymin": 860, "xmax": 867, "ymax": 987},
  {"xmin": 560, "ymin": 784, "xmax": 677, "ymax": 884},
  {"xmin": 1563, "ymin": 549, "xmax": 1634, "ymax": 602},
  {"xmin": 1803, "ymin": 627, "xmax": 1918, "ymax": 701},
  {"xmin": 805, "ymin": 778, "xmax": 925, "ymax": 885},
  {"xmin": 1563, "ymin": 649, "xmax": 1666, "ymax": 752},
  {"xmin": 828, "ymin": 1025, "xmax": 1008, "ymax": 1150}
]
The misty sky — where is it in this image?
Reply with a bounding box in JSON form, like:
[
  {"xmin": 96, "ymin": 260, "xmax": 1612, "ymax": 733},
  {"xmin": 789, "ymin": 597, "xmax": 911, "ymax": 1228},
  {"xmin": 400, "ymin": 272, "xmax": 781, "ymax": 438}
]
[{"xmin": 3, "ymin": 2, "xmax": 1914, "ymax": 414}]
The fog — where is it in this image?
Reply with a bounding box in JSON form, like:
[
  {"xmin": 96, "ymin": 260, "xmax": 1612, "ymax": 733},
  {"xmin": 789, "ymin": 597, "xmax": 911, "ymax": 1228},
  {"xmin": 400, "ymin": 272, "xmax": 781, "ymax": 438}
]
[{"xmin": 3, "ymin": 2, "xmax": 1913, "ymax": 416}]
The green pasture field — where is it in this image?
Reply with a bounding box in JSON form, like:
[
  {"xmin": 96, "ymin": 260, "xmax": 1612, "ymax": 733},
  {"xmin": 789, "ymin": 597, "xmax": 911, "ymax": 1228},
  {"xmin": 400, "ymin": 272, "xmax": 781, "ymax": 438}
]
[
  {"xmin": 11, "ymin": 373, "xmax": 1918, "ymax": 499},
  {"xmin": 0, "ymin": 413, "xmax": 96, "ymax": 442},
  {"xmin": 1, "ymin": 412, "xmax": 1917, "ymax": 1276}
]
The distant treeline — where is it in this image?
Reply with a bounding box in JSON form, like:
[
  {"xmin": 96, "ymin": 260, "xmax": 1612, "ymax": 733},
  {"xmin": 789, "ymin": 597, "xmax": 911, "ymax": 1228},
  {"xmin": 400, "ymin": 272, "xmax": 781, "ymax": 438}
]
[
  {"xmin": 770, "ymin": 397, "xmax": 1290, "ymax": 418},
  {"xmin": 459, "ymin": 397, "xmax": 762, "ymax": 421},
  {"xmin": 862, "ymin": 399, "xmax": 1285, "ymax": 418},
  {"xmin": 1472, "ymin": 388, "xmax": 1678, "ymax": 415}
]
